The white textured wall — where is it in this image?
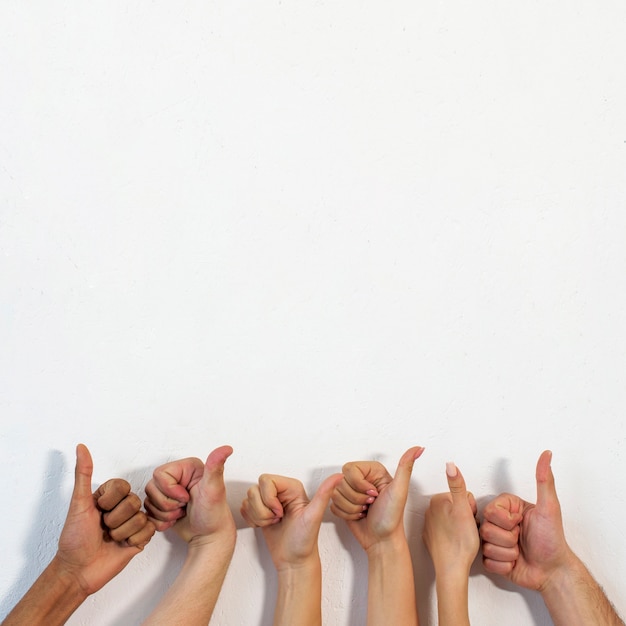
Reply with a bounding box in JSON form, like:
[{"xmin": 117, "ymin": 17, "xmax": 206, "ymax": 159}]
[{"xmin": 1, "ymin": 2, "xmax": 625, "ymax": 624}]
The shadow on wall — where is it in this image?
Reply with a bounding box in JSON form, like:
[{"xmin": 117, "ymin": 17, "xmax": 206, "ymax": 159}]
[
  {"xmin": 309, "ymin": 465, "xmax": 369, "ymax": 626},
  {"xmin": 475, "ymin": 458, "xmax": 551, "ymax": 626},
  {"xmin": 0, "ymin": 450, "xmax": 68, "ymax": 620}
]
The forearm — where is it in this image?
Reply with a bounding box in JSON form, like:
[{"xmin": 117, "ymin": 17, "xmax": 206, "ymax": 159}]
[
  {"xmin": 434, "ymin": 568, "xmax": 470, "ymax": 626},
  {"xmin": 274, "ymin": 558, "xmax": 322, "ymax": 626},
  {"xmin": 142, "ymin": 533, "xmax": 236, "ymax": 626},
  {"xmin": 2, "ymin": 556, "xmax": 88, "ymax": 626},
  {"xmin": 541, "ymin": 553, "xmax": 624, "ymax": 626},
  {"xmin": 366, "ymin": 534, "xmax": 418, "ymax": 626}
]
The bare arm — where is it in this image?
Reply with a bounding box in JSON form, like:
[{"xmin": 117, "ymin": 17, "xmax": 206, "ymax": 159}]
[
  {"xmin": 422, "ymin": 463, "xmax": 479, "ymax": 626},
  {"xmin": 241, "ymin": 473, "xmax": 341, "ymax": 626},
  {"xmin": 540, "ymin": 553, "xmax": 624, "ymax": 626},
  {"xmin": 331, "ymin": 447, "xmax": 424, "ymax": 626},
  {"xmin": 142, "ymin": 446, "xmax": 236, "ymax": 625},
  {"xmin": 1, "ymin": 559, "xmax": 89, "ymax": 626}
]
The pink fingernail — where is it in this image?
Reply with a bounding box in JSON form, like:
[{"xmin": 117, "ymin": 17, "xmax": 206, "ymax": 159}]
[
  {"xmin": 446, "ymin": 462, "xmax": 458, "ymax": 478},
  {"xmin": 366, "ymin": 489, "xmax": 378, "ymax": 496}
]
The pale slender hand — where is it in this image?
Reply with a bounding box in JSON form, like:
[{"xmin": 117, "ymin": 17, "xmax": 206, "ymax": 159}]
[
  {"xmin": 241, "ymin": 473, "xmax": 342, "ymax": 570},
  {"xmin": 331, "ymin": 447, "xmax": 423, "ymax": 626},
  {"xmin": 422, "ymin": 462, "xmax": 479, "ymax": 626},
  {"xmin": 330, "ymin": 446, "xmax": 424, "ymax": 551},
  {"xmin": 423, "ymin": 462, "xmax": 479, "ymax": 577},
  {"xmin": 241, "ymin": 473, "xmax": 341, "ymax": 626}
]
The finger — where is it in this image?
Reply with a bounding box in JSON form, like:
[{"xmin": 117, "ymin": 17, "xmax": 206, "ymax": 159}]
[
  {"xmin": 94, "ymin": 478, "xmax": 132, "ymax": 512},
  {"xmin": 481, "ymin": 539, "xmax": 520, "ymax": 563},
  {"xmin": 331, "ymin": 483, "xmax": 371, "ymax": 519},
  {"xmin": 72, "ymin": 443, "xmax": 94, "ymax": 503},
  {"xmin": 468, "ymin": 491, "xmax": 478, "ymax": 517},
  {"xmin": 240, "ymin": 498, "xmax": 264, "ymax": 528},
  {"xmin": 392, "ymin": 446, "xmax": 425, "ymax": 496},
  {"xmin": 330, "ymin": 500, "xmax": 366, "ymax": 521},
  {"xmin": 342, "ymin": 460, "xmax": 390, "ymax": 497},
  {"xmin": 199, "ymin": 445, "xmax": 232, "ymax": 502},
  {"xmin": 535, "ymin": 450, "xmax": 558, "ymax": 512},
  {"xmin": 241, "ymin": 484, "xmax": 279, "ymax": 527},
  {"xmin": 144, "ymin": 492, "xmax": 187, "ymax": 530},
  {"xmin": 481, "ymin": 494, "xmax": 525, "ymax": 530},
  {"xmin": 259, "ymin": 474, "xmax": 307, "ymax": 517},
  {"xmin": 479, "ymin": 519, "xmax": 520, "ymax": 547},
  {"xmin": 152, "ymin": 457, "xmax": 204, "ymax": 505},
  {"xmin": 126, "ymin": 519, "xmax": 156, "ymax": 550},
  {"xmin": 304, "ymin": 474, "xmax": 343, "ymax": 526},
  {"xmin": 483, "ymin": 556, "xmax": 516, "ymax": 576},
  {"xmin": 144, "ymin": 479, "xmax": 186, "ymax": 515},
  {"xmin": 108, "ymin": 511, "xmax": 151, "ymax": 543},
  {"xmin": 102, "ymin": 492, "xmax": 142, "ymax": 529},
  {"xmin": 445, "ymin": 462, "xmax": 468, "ymax": 504},
  {"xmin": 204, "ymin": 445, "xmax": 233, "ymax": 478},
  {"xmin": 333, "ymin": 477, "xmax": 375, "ymax": 508}
]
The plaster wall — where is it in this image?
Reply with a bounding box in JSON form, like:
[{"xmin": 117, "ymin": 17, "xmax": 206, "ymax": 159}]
[{"xmin": 1, "ymin": 2, "xmax": 625, "ymax": 624}]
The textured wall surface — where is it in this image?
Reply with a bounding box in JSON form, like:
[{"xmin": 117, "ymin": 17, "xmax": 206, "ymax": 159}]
[{"xmin": 1, "ymin": 2, "xmax": 625, "ymax": 624}]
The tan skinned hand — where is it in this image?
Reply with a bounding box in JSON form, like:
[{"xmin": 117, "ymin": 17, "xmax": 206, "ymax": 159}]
[{"xmin": 56, "ymin": 444, "xmax": 155, "ymax": 596}]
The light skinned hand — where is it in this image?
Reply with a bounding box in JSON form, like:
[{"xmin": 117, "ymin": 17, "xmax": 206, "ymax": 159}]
[
  {"xmin": 480, "ymin": 450, "xmax": 573, "ymax": 590},
  {"xmin": 330, "ymin": 446, "xmax": 424, "ymax": 552},
  {"xmin": 423, "ymin": 462, "xmax": 479, "ymax": 577},
  {"xmin": 241, "ymin": 473, "xmax": 342, "ymax": 571},
  {"xmin": 56, "ymin": 444, "xmax": 155, "ymax": 595},
  {"xmin": 144, "ymin": 446, "xmax": 235, "ymax": 546}
]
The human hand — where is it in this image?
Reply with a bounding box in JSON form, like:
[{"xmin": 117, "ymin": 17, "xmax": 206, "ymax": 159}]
[
  {"xmin": 330, "ymin": 446, "xmax": 424, "ymax": 552},
  {"xmin": 55, "ymin": 444, "xmax": 155, "ymax": 596},
  {"xmin": 144, "ymin": 446, "xmax": 236, "ymax": 548},
  {"xmin": 480, "ymin": 450, "xmax": 574, "ymax": 591},
  {"xmin": 241, "ymin": 473, "xmax": 342, "ymax": 572},
  {"xmin": 423, "ymin": 462, "xmax": 479, "ymax": 578}
]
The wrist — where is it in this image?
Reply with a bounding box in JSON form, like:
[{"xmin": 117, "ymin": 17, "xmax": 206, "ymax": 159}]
[
  {"xmin": 50, "ymin": 553, "xmax": 93, "ymax": 599},
  {"xmin": 433, "ymin": 554, "xmax": 474, "ymax": 581},
  {"xmin": 435, "ymin": 566, "xmax": 470, "ymax": 595},
  {"xmin": 2, "ymin": 556, "xmax": 91, "ymax": 625},
  {"xmin": 275, "ymin": 553, "xmax": 322, "ymax": 575},
  {"xmin": 539, "ymin": 549, "xmax": 585, "ymax": 598},
  {"xmin": 187, "ymin": 525, "xmax": 237, "ymax": 554},
  {"xmin": 364, "ymin": 530, "xmax": 409, "ymax": 560}
]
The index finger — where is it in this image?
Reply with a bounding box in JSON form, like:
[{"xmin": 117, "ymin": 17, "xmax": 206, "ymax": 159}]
[
  {"xmin": 342, "ymin": 460, "xmax": 391, "ymax": 497},
  {"xmin": 482, "ymin": 493, "xmax": 525, "ymax": 530},
  {"xmin": 94, "ymin": 478, "xmax": 131, "ymax": 512},
  {"xmin": 152, "ymin": 457, "xmax": 204, "ymax": 504},
  {"xmin": 259, "ymin": 474, "xmax": 308, "ymax": 516}
]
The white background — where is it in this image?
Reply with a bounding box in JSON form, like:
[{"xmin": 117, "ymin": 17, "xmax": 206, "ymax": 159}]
[{"xmin": 1, "ymin": 1, "xmax": 625, "ymax": 624}]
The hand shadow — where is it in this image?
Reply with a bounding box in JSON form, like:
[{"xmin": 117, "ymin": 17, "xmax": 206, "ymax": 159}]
[
  {"xmin": 311, "ymin": 465, "xmax": 369, "ymax": 626},
  {"xmin": 0, "ymin": 450, "xmax": 67, "ymax": 620}
]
